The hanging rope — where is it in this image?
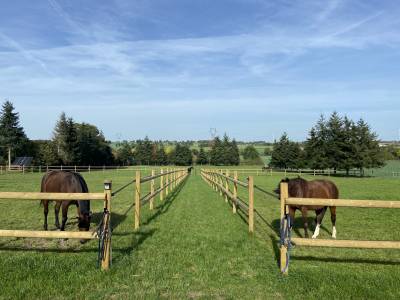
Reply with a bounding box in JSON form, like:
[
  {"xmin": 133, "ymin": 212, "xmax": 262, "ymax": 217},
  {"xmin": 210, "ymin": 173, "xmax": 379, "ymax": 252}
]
[
  {"xmin": 280, "ymin": 214, "xmax": 292, "ymax": 273},
  {"xmin": 97, "ymin": 208, "xmax": 111, "ymax": 268}
]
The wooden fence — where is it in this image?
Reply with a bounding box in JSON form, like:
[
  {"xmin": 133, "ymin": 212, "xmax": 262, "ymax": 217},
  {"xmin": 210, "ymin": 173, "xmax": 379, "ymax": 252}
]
[
  {"xmin": 200, "ymin": 169, "xmax": 254, "ymax": 233},
  {"xmin": 0, "ymin": 165, "xmax": 169, "ymax": 174},
  {"xmin": 279, "ymin": 182, "xmax": 400, "ymax": 275},
  {"xmin": 0, "ymin": 181, "xmax": 112, "ymax": 271},
  {"xmin": 134, "ymin": 168, "xmax": 189, "ymax": 230}
]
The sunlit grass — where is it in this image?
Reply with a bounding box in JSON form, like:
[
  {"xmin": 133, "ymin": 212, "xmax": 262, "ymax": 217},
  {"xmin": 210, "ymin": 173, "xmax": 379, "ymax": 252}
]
[{"xmin": 0, "ymin": 169, "xmax": 399, "ymax": 299}]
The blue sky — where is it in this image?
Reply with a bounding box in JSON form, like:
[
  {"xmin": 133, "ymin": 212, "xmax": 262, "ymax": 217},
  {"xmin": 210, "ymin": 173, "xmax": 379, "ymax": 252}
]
[{"xmin": 0, "ymin": 0, "xmax": 399, "ymax": 141}]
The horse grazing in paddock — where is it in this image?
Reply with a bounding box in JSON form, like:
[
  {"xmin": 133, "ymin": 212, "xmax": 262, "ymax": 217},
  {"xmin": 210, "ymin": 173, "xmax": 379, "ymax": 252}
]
[
  {"xmin": 275, "ymin": 177, "xmax": 339, "ymax": 239},
  {"xmin": 41, "ymin": 171, "xmax": 91, "ymax": 237}
]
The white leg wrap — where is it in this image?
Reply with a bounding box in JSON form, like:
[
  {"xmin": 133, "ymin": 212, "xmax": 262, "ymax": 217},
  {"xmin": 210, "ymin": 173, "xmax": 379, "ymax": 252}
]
[
  {"xmin": 332, "ymin": 226, "xmax": 337, "ymax": 239},
  {"xmin": 312, "ymin": 224, "xmax": 320, "ymax": 239}
]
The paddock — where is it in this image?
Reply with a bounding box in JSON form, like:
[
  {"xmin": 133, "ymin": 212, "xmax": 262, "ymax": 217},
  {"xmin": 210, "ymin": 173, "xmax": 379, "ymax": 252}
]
[{"xmin": 279, "ymin": 181, "xmax": 400, "ymax": 275}]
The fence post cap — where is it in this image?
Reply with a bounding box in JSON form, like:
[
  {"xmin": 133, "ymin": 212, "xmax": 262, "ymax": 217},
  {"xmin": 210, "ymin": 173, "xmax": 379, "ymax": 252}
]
[{"xmin": 104, "ymin": 180, "xmax": 112, "ymax": 190}]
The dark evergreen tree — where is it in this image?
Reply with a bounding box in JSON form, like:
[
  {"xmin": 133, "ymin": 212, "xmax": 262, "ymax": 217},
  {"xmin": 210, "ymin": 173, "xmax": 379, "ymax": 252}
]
[
  {"xmin": 134, "ymin": 137, "xmax": 153, "ymax": 165},
  {"xmin": 196, "ymin": 146, "xmax": 208, "ymax": 165},
  {"xmin": 0, "ymin": 101, "xmax": 28, "ymax": 164},
  {"xmin": 210, "ymin": 137, "xmax": 223, "ymax": 165},
  {"xmin": 353, "ymin": 119, "xmax": 384, "ymax": 175},
  {"xmin": 304, "ymin": 116, "xmax": 329, "ymax": 170},
  {"xmin": 155, "ymin": 143, "xmax": 168, "ymax": 165},
  {"xmin": 52, "ymin": 113, "xmax": 80, "ymax": 165},
  {"xmin": 326, "ymin": 112, "xmax": 347, "ymax": 173},
  {"xmin": 270, "ymin": 133, "xmax": 302, "ymax": 169},
  {"xmin": 174, "ymin": 144, "xmax": 192, "ymax": 165},
  {"xmin": 229, "ymin": 139, "xmax": 240, "ymax": 165}
]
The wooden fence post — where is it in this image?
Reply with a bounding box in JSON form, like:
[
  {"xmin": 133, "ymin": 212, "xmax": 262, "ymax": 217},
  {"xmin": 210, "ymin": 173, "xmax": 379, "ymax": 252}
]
[
  {"xmin": 280, "ymin": 182, "xmax": 289, "ymax": 275},
  {"xmin": 160, "ymin": 169, "xmax": 164, "ymax": 201},
  {"xmin": 150, "ymin": 169, "xmax": 155, "ymax": 210},
  {"xmin": 219, "ymin": 170, "xmax": 223, "ymax": 197},
  {"xmin": 248, "ymin": 176, "xmax": 254, "ymax": 233},
  {"xmin": 166, "ymin": 168, "xmax": 169, "ymax": 196},
  {"xmin": 233, "ymin": 171, "xmax": 238, "ymax": 214},
  {"xmin": 225, "ymin": 170, "xmax": 229, "ymax": 203},
  {"xmin": 135, "ymin": 171, "xmax": 141, "ymax": 230},
  {"xmin": 102, "ymin": 180, "xmax": 112, "ymax": 271}
]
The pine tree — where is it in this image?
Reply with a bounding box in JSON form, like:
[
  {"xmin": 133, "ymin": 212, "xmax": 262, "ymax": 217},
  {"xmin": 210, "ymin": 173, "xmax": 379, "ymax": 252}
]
[
  {"xmin": 326, "ymin": 112, "xmax": 346, "ymax": 173},
  {"xmin": 270, "ymin": 133, "xmax": 302, "ymax": 169},
  {"xmin": 210, "ymin": 137, "xmax": 223, "ymax": 165},
  {"xmin": 229, "ymin": 139, "xmax": 240, "ymax": 165},
  {"xmin": 304, "ymin": 116, "xmax": 329, "ymax": 170},
  {"xmin": 221, "ymin": 134, "xmax": 232, "ymax": 165},
  {"xmin": 354, "ymin": 119, "xmax": 384, "ymax": 175},
  {"xmin": 52, "ymin": 113, "xmax": 80, "ymax": 165},
  {"xmin": 155, "ymin": 143, "xmax": 168, "ymax": 165},
  {"xmin": 196, "ymin": 146, "xmax": 208, "ymax": 165},
  {"xmin": 0, "ymin": 101, "xmax": 28, "ymax": 164},
  {"xmin": 174, "ymin": 144, "xmax": 192, "ymax": 165}
]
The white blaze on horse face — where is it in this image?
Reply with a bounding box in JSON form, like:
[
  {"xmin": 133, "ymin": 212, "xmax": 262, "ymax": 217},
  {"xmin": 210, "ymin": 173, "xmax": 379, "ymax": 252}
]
[
  {"xmin": 312, "ymin": 224, "xmax": 320, "ymax": 239},
  {"xmin": 332, "ymin": 226, "xmax": 337, "ymax": 239}
]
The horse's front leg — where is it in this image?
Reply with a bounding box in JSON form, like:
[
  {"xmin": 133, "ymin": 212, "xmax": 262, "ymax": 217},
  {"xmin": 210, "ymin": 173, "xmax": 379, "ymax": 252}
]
[
  {"xmin": 300, "ymin": 207, "xmax": 310, "ymax": 238},
  {"xmin": 312, "ymin": 207, "xmax": 327, "ymax": 239},
  {"xmin": 60, "ymin": 202, "xmax": 68, "ymax": 231},
  {"xmin": 330, "ymin": 206, "xmax": 337, "ymax": 238}
]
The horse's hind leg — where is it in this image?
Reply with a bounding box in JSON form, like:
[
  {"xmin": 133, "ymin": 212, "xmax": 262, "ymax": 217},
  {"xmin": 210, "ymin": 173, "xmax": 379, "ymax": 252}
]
[
  {"xmin": 300, "ymin": 207, "xmax": 310, "ymax": 238},
  {"xmin": 312, "ymin": 207, "xmax": 327, "ymax": 239},
  {"xmin": 54, "ymin": 202, "xmax": 61, "ymax": 229},
  {"xmin": 60, "ymin": 203, "xmax": 68, "ymax": 231},
  {"xmin": 43, "ymin": 200, "xmax": 49, "ymax": 231},
  {"xmin": 330, "ymin": 206, "xmax": 337, "ymax": 238}
]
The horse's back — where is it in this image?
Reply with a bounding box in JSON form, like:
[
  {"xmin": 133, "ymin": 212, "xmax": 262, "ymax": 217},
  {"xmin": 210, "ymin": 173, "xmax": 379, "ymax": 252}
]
[
  {"xmin": 41, "ymin": 171, "xmax": 85, "ymax": 193},
  {"xmin": 308, "ymin": 180, "xmax": 339, "ymax": 199}
]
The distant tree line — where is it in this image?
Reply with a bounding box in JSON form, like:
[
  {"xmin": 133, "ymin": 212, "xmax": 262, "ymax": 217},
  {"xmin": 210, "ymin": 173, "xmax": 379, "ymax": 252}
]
[
  {"xmin": 270, "ymin": 112, "xmax": 385, "ymax": 175},
  {"xmin": 0, "ymin": 101, "xmax": 395, "ymax": 170}
]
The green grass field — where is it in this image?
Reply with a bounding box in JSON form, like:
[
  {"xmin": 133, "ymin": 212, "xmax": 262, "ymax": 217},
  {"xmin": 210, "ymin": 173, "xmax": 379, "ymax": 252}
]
[{"xmin": 0, "ymin": 169, "xmax": 399, "ymax": 299}]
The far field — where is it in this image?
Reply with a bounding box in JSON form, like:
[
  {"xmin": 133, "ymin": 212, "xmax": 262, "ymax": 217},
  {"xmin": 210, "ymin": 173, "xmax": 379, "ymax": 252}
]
[{"xmin": 0, "ymin": 168, "xmax": 399, "ymax": 299}]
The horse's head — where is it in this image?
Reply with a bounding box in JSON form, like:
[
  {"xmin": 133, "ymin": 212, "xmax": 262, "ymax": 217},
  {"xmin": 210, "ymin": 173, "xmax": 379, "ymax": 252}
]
[
  {"xmin": 78, "ymin": 211, "xmax": 92, "ymax": 231},
  {"xmin": 274, "ymin": 178, "xmax": 290, "ymax": 197},
  {"xmin": 77, "ymin": 200, "xmax": 91, "ymax": 243}
]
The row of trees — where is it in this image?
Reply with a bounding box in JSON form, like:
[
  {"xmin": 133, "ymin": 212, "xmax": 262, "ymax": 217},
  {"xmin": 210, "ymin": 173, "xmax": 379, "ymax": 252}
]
[
  {"xmin": 114, "ymin": 138, "xmax": 193, "ymax": 166},
  {"xmin": 270, "ymin": 112, "xmax": 384, "ymax": 174}
]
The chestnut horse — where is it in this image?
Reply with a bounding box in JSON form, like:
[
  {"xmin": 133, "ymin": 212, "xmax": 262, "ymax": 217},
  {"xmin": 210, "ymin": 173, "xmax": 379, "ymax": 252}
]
[
  {"xmin": 41, "ymin": 171, "xmax": 91, "ymax": 234},
  {"xmin": 276, "ymin": 177, "xmax": 338, "ymax": 239}
]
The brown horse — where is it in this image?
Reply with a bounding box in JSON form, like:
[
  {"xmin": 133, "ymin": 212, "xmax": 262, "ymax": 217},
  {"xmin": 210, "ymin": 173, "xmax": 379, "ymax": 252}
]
[
  {"xmin": 276, "ymin": 177, "xmax": 338, "ymax": 239},
  {"xmin": 41, "ymin": 171, "xmax": 91, "ymax": 235}
]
